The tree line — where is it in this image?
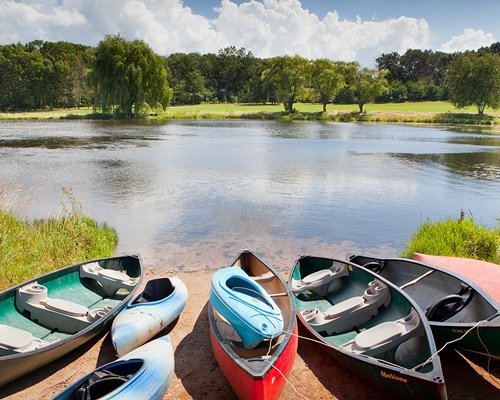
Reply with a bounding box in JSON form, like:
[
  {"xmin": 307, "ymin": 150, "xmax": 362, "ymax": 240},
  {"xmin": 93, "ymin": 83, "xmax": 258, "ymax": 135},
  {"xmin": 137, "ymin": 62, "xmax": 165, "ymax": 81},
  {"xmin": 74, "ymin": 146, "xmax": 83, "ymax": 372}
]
[{"xmin": 0, "ymin": 36, "xmax": 498, "ymax": 116}]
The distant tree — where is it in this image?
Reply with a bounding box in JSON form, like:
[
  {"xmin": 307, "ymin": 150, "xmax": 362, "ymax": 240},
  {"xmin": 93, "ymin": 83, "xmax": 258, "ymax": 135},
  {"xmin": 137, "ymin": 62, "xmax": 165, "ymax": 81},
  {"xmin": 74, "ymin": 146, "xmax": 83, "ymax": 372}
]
[
  {"xmin": 447, "ymin": 52, "xmax": 500, "ymax": 116},
  {"xmin": 89, "ymin": 35, "xmax": 172, "ymax": 118},
  {"xmin": 262, "ymin": 55, "xmax": 310, "ymax": 113},
  {"xmin": 166, "ymin": 53, "xmax": 208, "ymax": 104},
  {"xmin": 310, "ymin": 59, "xmax": 345, "ymax": 112},
  {"xmin": 351, "ymin": 67, "xmax": 389, "ymax": 113}
]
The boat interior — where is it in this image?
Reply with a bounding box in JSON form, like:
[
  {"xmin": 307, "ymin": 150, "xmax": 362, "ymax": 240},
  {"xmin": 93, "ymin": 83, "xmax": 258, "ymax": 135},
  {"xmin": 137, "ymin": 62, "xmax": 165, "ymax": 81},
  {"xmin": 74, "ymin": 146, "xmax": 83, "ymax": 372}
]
[
  {"xmin": 293, "ymin": 256, "xmax": 435, "ymax": 371},
  {"xmin": 210, "ymin": 251, "xmax": 293, "ymax": 361},
  {"xmin": 349, "ymin": 256, "xmax": 498, "ymax": 323},
  {"xmin": 133, "ymin": 278, "xmax": 175, "ymax": 304},
  {"xmin": 0, "ymin": 257, "xmax": 141, "ymax": 356}
]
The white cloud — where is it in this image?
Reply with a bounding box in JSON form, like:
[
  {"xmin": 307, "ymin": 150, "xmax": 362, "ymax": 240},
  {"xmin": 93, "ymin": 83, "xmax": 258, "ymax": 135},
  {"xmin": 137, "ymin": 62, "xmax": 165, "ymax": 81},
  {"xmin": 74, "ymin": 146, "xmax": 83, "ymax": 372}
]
[
  {"xmin": 440, "ymin": 29, "xmax": 495, "ymax": 53},
  {"xmin": 0, "ymin": 0, "xmax": 431, "ymax": 65}
]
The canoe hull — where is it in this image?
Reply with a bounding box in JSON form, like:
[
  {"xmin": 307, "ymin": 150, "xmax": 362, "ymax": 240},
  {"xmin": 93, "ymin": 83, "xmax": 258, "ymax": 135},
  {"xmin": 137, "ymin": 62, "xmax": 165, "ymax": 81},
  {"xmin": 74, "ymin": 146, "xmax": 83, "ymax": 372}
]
[
  {"xmin": 0, "ymin": 255, "xmax": 143, "ymax": 387},
  {"xmin": 111, "ymin": 276, "xmax": 188, "ymax": 357},
  {"xmin": 53, "ymin": 335, "xmax": 174, "ymax": 400},
  {"xmin": 210, "ymin": 314, "xmax": 298, "ymax": 400}
]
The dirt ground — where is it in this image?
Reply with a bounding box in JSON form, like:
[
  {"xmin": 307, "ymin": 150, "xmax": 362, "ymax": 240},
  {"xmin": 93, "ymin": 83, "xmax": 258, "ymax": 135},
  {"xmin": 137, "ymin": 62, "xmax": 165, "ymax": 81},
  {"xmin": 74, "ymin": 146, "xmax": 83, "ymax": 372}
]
[{"xmin": 2, "ymin": 252, "xmax": 499, "ymax": 400}]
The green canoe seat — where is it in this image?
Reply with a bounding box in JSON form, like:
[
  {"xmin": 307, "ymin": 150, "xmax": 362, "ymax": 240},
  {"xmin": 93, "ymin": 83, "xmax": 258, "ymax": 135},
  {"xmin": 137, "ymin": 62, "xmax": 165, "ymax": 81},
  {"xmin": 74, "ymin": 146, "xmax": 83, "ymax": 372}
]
[
  {"xmin": 0, "ymin": 324, "xmax": 49, "ymax": 355},
  {"xmin": 15, "ymin": 282, "xmax": 114, "ymax": 334},
  {"xmin": 341, "ymin": 309, "xmax": 422, "ymax": 357},
  {"xmin": 300, "ymin": 279, "xmax": 391, "ymax": 335},
  {"xmin": 80, "ymin": 262, "xmax": 139, "ymax": 296},
  {"xmin": 291, "ymin": 262, "xmax": 349, "ymax": 296}
]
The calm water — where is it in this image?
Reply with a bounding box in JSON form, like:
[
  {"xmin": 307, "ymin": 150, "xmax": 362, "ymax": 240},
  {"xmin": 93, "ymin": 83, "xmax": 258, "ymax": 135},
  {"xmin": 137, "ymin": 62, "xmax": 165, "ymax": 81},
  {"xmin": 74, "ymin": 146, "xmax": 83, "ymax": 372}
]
[{"xmin": 0, "ymin": 119, "xmax": 499, "ymax": 268}]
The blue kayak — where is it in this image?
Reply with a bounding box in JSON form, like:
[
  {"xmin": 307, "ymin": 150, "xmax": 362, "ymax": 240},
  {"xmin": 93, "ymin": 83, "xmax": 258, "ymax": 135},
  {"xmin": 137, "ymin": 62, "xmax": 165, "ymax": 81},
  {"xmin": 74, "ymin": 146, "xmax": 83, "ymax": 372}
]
[
  {"xmin": 210, "ymin": 266, "xmax": 284, "ymax": 349},
  {"xmin": 52, "ymin": 336, "xmax": 174, "ymax": 400}
]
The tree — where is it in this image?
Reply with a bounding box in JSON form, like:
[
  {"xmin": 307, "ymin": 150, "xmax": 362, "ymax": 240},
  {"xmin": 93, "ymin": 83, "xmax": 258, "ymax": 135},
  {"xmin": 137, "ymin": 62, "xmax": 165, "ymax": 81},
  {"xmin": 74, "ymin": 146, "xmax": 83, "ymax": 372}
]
[
  {"xmin": 262, "ymin": 55, "xmax": 310, "ymax": 113},
  {"xmin": 447, "ymin": 52, "xmax": 500, "ymax": 116},
  {"xmin": 310, "ymin": 59, "xmax": 345, "ymax": 112},
  {"xmin": 89, "ymin": 35, "xmax": 172, "ymax": 118},
  {"xmin": 351, "ymin": 67, "xmax": 389, "ymax": 113}
]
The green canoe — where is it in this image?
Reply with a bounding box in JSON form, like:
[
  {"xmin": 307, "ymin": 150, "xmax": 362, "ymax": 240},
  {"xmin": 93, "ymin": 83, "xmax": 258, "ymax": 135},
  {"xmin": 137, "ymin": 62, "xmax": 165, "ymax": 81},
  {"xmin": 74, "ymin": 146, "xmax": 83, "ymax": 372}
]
[
  {"xmin": 290, "ymin": 255, "xmax": 446, "ymax": 399},
  {"xmin": 0, "ymin": 255, "xmax": 143, "ymax": 386},
  {"xmin": 348, "ymin": 255, "xmax": 500, "ymax": 359}
]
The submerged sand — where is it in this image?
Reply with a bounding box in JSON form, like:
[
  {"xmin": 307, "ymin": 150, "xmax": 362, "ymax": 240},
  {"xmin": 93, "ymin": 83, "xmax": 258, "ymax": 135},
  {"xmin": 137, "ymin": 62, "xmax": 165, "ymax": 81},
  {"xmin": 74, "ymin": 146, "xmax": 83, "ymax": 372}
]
[{"xmin": 1, "ymin": 246, "xmax": 499, "ymax": 399}]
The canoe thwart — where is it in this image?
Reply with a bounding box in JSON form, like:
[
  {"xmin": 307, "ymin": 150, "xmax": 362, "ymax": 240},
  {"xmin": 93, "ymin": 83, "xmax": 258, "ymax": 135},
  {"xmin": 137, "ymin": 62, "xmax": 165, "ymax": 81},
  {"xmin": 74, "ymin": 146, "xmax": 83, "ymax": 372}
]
[
  {"xmin": 0, "ymin": 324, "xmax": 50, "ymax": 355},
  {"xmin": 15, "ymin": 282, "xmax": 114, "ymax": 334},
  {"xmin": 341, "ymin": 308, "xmax": 422, "ymax": 357},
  {"xmin": 291, "ymin": 261, "xmax": 349, "ymax": 296},
  {"xmin": 80, "ymin": 262, "xmax": 139, "ymax": 297},
  {"xmin": 300, "ymin": 279, "xmax": 391, "ymax": 335}
]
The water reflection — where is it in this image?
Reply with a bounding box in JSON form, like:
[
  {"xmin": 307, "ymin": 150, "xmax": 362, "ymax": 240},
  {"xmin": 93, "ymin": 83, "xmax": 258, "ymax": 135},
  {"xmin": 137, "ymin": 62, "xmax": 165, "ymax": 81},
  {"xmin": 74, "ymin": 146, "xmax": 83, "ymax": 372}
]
[{"xmin": 0, "ymin": 120, "xmax": 498, "ymax": 258}]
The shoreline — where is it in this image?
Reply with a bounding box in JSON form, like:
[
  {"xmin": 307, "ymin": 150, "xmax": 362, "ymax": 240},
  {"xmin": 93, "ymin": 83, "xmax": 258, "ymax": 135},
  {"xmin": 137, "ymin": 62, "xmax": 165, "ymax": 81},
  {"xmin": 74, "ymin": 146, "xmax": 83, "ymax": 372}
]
[{"xmin": 2, "ymin": 265, "xmax": 498, "ymax": 399}]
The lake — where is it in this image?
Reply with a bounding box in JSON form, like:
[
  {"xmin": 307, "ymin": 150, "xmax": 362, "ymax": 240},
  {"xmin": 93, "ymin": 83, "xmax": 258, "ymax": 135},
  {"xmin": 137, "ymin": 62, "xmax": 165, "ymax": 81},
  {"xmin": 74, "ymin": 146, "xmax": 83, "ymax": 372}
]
[{"xmin": 1, "ymin": 119, "xmax": 499, "ymax": 270}]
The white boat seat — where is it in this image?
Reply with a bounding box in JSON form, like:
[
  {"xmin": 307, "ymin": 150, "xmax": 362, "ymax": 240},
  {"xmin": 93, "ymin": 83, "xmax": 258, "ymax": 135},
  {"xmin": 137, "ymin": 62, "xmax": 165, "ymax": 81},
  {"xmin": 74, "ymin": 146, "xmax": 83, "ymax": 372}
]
[
  {"xmin": 341, "ymin": 309, "xmax": 422, "ymax": 356},
  {"xmin": 292, "ymin": 262, "xmax": 349, "ymax": 296},
  {"xmin": 0, "ymin": 324, "xmax": 49, "ymax": 354},
  {"xmin": 16, "ymin": 282, "xmax": 113, "ymax": 334},
  {"xmin": 300, "ymin": 279, "xmax": 391, "ymax": 334},
  {"xmin": 43, "ymin": 298, "xmax": 89, "ymax": 317},
  {"xmin": 80, "ymin": 262, "xmax": 138, "ymax": 296}
]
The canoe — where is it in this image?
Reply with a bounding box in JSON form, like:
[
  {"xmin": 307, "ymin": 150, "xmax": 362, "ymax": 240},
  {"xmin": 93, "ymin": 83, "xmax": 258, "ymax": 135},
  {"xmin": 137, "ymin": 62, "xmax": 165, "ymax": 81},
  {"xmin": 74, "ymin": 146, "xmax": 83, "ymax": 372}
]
[
  {"xmin": 290, "ymin": 256, "xmax": 446, "ymax": 399},
  {"xmin": 111, "ymin": 276, "xmax": 188, "ymax": 357},
  {"xmin": 208, "ymin": 249, "xmax": 298, "ymax": 400},
  {"xmin": 53, "ymin": 335, "xmax": 174, "ymax": 400},
  {"xmin": 348, "ymin": 255, "xmax": 500, "ymax": 359},
  {"xmin": 0, "ymin": 255, "xmax": 143, "ymax": 386},
  {"xmin": 412, "ymin": 253, "xmax": 500, "ymax": 303}
]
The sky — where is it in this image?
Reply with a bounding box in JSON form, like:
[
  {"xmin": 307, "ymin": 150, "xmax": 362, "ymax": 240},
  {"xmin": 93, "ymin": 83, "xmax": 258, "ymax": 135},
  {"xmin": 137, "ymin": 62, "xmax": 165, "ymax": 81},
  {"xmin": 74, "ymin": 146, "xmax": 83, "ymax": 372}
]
[{"xmin": 0, "ymin": 0, "xmax": 498, "ymax": 66}]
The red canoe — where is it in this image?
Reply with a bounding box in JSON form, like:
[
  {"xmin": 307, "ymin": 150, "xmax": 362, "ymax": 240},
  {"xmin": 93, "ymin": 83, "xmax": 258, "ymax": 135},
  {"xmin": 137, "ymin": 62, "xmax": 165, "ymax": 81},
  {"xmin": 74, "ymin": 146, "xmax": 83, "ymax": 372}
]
[
  {"xmin": 208, "ymin": 249, "xmax": 298, "ymax": 400},
  {"xmin": 413, "ymin": 253, "xmax": 500, "ymax": 303}
]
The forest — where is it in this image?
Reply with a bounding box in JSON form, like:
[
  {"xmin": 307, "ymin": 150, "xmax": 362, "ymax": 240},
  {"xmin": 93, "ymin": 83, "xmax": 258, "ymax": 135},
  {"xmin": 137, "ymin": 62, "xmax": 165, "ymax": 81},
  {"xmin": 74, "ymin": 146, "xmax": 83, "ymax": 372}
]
[{"xmin": 0, "ymin": 37, "xmax": 498, "ymax": 115}]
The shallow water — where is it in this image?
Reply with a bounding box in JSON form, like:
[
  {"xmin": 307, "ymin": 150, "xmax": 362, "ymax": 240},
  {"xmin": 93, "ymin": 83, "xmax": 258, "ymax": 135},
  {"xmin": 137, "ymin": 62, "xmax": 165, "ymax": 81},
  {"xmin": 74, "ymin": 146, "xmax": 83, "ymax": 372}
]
[{"xmin": 1, "ymin": 119, "xmax": 499, "ymax": 269}]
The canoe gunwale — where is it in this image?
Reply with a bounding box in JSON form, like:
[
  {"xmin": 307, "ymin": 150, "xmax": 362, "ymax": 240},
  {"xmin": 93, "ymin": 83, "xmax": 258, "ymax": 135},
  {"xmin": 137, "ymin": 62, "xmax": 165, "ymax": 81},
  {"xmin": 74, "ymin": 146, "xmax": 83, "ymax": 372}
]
[{"xmin": 0, "ymin": 255, "xmax": 143, "ymax": 364}]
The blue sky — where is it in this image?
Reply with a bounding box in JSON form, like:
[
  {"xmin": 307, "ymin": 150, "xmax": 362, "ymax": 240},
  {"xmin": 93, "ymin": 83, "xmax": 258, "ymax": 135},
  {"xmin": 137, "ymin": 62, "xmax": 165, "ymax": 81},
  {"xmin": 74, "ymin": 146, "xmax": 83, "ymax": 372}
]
[{"xmin": 1, "ymin": 1, "xmax": 497, "ymax": 66}]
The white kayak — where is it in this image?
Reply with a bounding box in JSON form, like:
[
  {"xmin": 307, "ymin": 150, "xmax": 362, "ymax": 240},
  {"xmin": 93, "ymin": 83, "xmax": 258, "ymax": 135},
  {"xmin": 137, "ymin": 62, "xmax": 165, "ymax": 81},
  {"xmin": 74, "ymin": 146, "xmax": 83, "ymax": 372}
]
[
  {"xmin": 53, "ymin": 335, "xmax": 174, "ymax": 400},
  {"xmin": 111, "ymin": 277, "xmax": 188, "ymax": 357}
]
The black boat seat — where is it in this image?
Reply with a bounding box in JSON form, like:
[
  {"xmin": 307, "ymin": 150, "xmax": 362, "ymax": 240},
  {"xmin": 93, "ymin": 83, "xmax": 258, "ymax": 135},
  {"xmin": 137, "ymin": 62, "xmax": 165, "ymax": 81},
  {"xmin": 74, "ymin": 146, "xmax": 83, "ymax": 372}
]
[
  {"xmin": 341, "ymin": 309, "xmax": 422, "ymax": 356},
  {"xmin": 80, "ymin": 262, "xmax": 139, "ymax": 297},
  {"xmin": 291, "ymin": 262, "xmax": 349, "ymax": 296},
  {"xmin": 15, "ymin": 282, "xmax": 114, "ymax": 334},
  {"xmin": 300, "ymin": 279, "xmax": 391, "ymax": 335},
  {"xmin": 0, "ymin": 324, "xmax": 49, "ymax": 355}
]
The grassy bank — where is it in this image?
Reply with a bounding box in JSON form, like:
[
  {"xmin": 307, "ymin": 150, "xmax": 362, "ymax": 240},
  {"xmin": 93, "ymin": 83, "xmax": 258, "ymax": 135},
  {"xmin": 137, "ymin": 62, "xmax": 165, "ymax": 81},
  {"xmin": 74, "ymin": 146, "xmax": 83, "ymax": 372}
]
[
  {"xmin": 1, "ymin": 101, "xmax": 499, "ymax": 125},
  {"xmin": 401, "ymin": 216, "xmax": 500, "ymax": 264},
  {"xmin": 0, "ymin": 189, "xmax": 118, "ymax": 290}
]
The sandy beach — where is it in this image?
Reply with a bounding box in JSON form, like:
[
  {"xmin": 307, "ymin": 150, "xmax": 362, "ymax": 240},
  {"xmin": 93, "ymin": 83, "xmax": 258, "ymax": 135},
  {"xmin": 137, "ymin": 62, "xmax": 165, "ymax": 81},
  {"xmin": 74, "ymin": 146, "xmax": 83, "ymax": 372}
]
[{"xmin": 1, "ymin": 247, "xmax": 499, "ymax": 400}]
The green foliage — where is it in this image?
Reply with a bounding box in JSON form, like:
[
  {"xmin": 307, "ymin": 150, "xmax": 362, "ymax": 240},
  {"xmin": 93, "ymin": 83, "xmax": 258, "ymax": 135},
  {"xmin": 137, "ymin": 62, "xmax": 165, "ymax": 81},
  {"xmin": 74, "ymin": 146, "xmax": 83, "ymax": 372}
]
[
  {"xmin": 350, "ymin": 67, "xmax": 389, "ymax": 113},
  {"xmin": 262, "ymin": 55, "xmax": 310, "ymax": 113},
  {"xmin": 400, "ymin": 216, "xmax": 500, "ymax": 263},
  {"xmin": 448, "ymin": 52, "xmax": 500, "ymax": 116},
  {"xmin": 89, "ymin": 35, "xmax": 172, "ymax": 118},
  {"xmin": 0, "ymin": 188, "xmax": 118, "ymax": 290},
  {"xmin": 310, "ymin": 59, "xmax": 345, "ymax": 112}
]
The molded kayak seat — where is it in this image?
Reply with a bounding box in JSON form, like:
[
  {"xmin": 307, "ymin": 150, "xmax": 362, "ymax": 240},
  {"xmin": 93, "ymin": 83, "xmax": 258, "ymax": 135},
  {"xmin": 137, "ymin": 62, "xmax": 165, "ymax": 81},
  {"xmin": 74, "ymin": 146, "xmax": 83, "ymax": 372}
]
[
  {"xmin": 210, "ymin": 267, "xmax": 284, "ymax": 349},
  {"xmin": 0, "ymin": 324, "xmax": 49, "ymax": 355},
  {"xmin": 300, "ymin": 279, "xmax": 391, "ymax": 335},
  {"xmin": 80, "ymin": 263, "xmax": 139, "ymax": 297},
  {"xmin": 16, "ymin": 282, "xmax": 114, "ymax": 334},
  {"xmin": 341, "ymin": 309, "xmax": 422, "ymax": 356},
  {"xmin": 292, "ymin": 262, "xmax": 349, "ymax": 296}
]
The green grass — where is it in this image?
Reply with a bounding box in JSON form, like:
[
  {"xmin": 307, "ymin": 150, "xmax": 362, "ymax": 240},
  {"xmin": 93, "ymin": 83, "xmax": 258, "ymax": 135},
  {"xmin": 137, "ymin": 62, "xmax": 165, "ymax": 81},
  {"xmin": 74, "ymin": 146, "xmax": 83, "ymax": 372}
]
[
  {"xmin": 400, "ymin": 216, "xmax": 500, "ymax": 263},
  {"xmin": 0, "ymin": 188, "xmax": 118, "ymax": 290}
]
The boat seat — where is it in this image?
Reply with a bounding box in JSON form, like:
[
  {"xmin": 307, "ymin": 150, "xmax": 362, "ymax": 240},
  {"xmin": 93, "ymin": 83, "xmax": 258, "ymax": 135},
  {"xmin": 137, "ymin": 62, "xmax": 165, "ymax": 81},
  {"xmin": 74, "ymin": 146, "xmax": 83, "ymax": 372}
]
[
  {"xmin": 0, "ymin": 324, "xmax": 49, "ymax": 355},
  {"xmin": 80, "ymin": 262, "xmax": 139, "ymax": 297},
  {"xmin": 341, "ymin": 309, "xmax": 422, "ymax": 357},
  {"xmin": 16, "ymin": 282, "xmax": 114, "ymax": 334},
  {"xmin": 292, "ymin": 262, "xmax": 349, "ymax": 296},
  {"xmin": 300, "ymin": 279, "xmax": 391, "ymax": 335}
]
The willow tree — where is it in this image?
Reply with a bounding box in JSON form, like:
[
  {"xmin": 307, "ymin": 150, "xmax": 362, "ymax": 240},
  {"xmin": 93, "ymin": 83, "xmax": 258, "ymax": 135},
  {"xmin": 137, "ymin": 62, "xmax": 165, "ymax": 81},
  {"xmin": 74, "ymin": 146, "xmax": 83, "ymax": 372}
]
[
  {"xmin": 262, "ymin": 55, "xmax": 309, "ymax": 113},
  {"xmin": 89, "ymin": 35, "xmax": 172, "ymax": 118},
  {"xmin": 351, "ymin": 67, "xmax": 389, "ymax": 113},
  {"xmin": 311, "ymin": 59, "xmax": 345, "ymax": 112}
]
